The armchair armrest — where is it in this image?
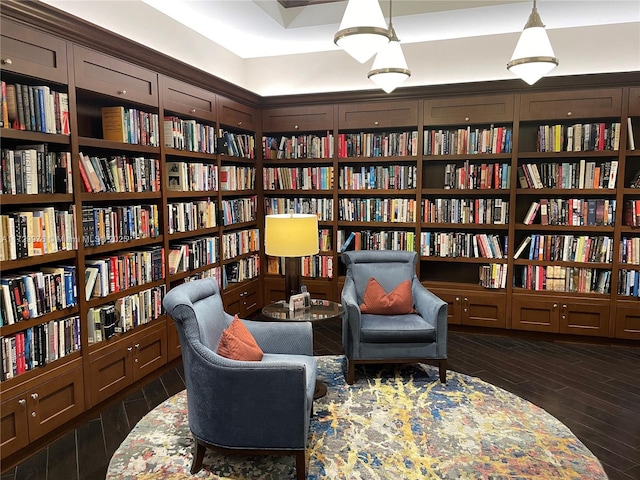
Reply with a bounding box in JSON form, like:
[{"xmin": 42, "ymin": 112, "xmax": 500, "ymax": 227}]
[
  {"xmin": 412, "ymin": 278, "xmax": 447, "ymax": 357},
  {"xmin": 243, "ymin": 319, "xmax": 313, "ymax": 355}
]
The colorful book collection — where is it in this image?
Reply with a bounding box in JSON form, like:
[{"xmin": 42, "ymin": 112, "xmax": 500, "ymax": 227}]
[
  {"xmin": 167, "ymin": 199, "xmax": 218, "ymax": 234},
  {"xmin": 218, "ymin": 130, "xmax": 255, "ymax": 159},
  {"xmin": 1, "ymin": 315, "xmax": 81, "ymax": 381},
  {"xmin": 338, "ymin": 230, "xmax": 416, "ymax": 252},
  {"xmin": 513, "ymin": 234, "xmax": 614, "ymax": 263},
  {"xmin": 338, "ymin": 197, "xmax": 416, "ymax": 223},
  {"xmin": 516, "ymin": 265, "xmax": 611, "ymax": 294},
  {"xmin": 79, "ymin": 154, "xmax": 160, "ymax": 193},
  {"xmin": 163, "ymin": 116, "xmax": 217, "ymax": 154},
  {"xmin": 424, "ymin": 125, "xmax": 512, "ymax": 155},
  {"xmin": 220, "ymin": 165, "xmax": 255, "ymax": 191},
  {"xmin": 339, "ymin": 164, "xmax": 417, "ymax": 190},
  {"xmin": 420, "ymin": 231, "xmax": 505, "ymax": 259},
  {"xmin": 479, "ymin": 264, "xmax": 508, "ymax": 289},
  {"xmin": 101, "ymin": 106, "xmax": 160, "ymax": 146},
  {"xmin": 180, "ymin": 266, "xmax": 222, "ymax": 287},
  {"xmin": 620, "ymin": 237, "xmax": 640, "ymax": 265},
  {"xmin": 264, "ymin": 197, "xmax": 333, "ymax": 221},
  {"xmin": 422, "ymin": 198, "xmax": 509, "ymax": 225},
  {"xmin": 263, "ymin": 133, "xmax": 333, "ymax": 160},
  {"xmin": 623, "ymin": 200, "xmax": 640, "ymax": 227},
  {"xmin": 443, "ymin": 162, "xmax": 511, "ymax": 190},
  {"xmin": 618, "ymin": 269, "xmax": 640, "ymax": 297},
  {"xmin": 221, "ymin": 196, "xmax": 257, "ymax": 226},
  {"xmin": 81, "ymin": 204, "xmax": 159, "ymax": 248},
  {"xmin": 536, "ymin": 122, "xmax": 621, "ymax": 152},
  {"xmin": 301, "ymin": 255, "xmax": 334, "ymax": 279},
  {"xmin": 166, "ymin": 161, "xmax": 218, "ymax": 192},
  {"xmin": 224, "ymin": 254, "xmax": 260, "ymax": 285},
  {"xmin": 168, "ymin": 236, "xmax": 218, "ymax": 275},
  {"xmin": 263, "ymin": 166, "xmax": 333, "ymax": 190},
  {"xmin": 522, "ymin": 198, "xmax": 616, "ymax": 226},
  {"xmin": 339, "ymin": 131, "xmax": 418, "ymax": 158},
  {"xmin": 222, "ymin": 228, "xmax": 260, "ymax": 260},
  {"xmin": 1, "ymin": 81, "xmax": 70, "ymax": 135},
  {"xmin": 518, "ymin": 160, "xmax": 618, "ymax": 189},
  {"xmin": 1, "ymin": 146, "xmax": 72, "ymax": 195}
]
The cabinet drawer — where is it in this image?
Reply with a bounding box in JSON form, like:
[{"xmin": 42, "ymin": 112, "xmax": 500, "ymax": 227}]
[
  {"xmin": 218, "ymin": 96, "xmax": 256, "ymax": 131},
  {"xmin": 615, "ymin": 301, "xmax": 640, "ymax": 340},
  {"xmin": 423, "ymin": 94, "xmax": 514, "ymax": 125},
  {"xmin": 519, "ymin": 88, "xmax": 622, "ymax": 121},
  {"xmin": 162, "ymin": 76, "xmax": 216, "ymax": 122},
  {"xmin": 629, "ymin": 87, "xmax": 640, "ymax": 117},
  {"xmin": 74, "ymin": 45, "xmax": 158, "ymax": 107},
  {"xmin": 338, "ymin": 100, "xmax": 417, "ymax": 129},
  {"xmin": 0, "ymin": 18, "xmax": 68, "ymax": 84},
  {"xmin": 263, "ymin": 105, "xmax": 334, "ymax": 132}
]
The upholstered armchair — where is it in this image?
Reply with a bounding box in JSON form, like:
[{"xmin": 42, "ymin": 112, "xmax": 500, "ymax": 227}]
[
  {"xmin": 162, "ymin": 278, "xmax": 316, "ymax": 480},
  {"xmin": 341, "ymin": 250, "xmax": 448, "ymax": 385}
]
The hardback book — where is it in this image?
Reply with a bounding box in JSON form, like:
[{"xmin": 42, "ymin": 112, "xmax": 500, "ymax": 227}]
[
  {"xmin": 340, "ymin": 231, "xmax": 356, "ymax": 252},
  {"xmin": 523, "ymin": 201, "xmax": 540, "ymax": 225},
  {"xmin": 101, "ymin": 106, "xmax": 126, "ymax": 142}
]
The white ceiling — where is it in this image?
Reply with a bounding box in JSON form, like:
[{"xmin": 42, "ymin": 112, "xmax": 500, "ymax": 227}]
[{"xmin": 40, "ymin": 0, "xmax": 640, "ymax": 96}]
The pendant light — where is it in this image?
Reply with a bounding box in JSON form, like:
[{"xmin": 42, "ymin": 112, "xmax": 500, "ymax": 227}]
[
  {"xmin": 334, "ymin": 0, "xmax": 390, "ymax": 64},
  {"xmin": 507, "ymin": 0, "xmax": 559, "ymax": 85},
  {"xmin": 367, "ymin": 0, "xmax": 411, "ymax": 94}
]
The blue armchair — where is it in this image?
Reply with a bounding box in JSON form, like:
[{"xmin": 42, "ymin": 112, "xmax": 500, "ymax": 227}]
[
  {"xmin": 162, "ymin": 278, "xmax": 316, "ymax": 480},
  {"xmin": 341, "ymin": 250, "xmax": 448, "ymax": 384}
]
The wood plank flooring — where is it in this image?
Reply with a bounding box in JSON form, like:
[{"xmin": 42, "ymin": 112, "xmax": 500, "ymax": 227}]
[{"xmin": 2, "ymin": 321, "xmax": 638, "ymax": 479}]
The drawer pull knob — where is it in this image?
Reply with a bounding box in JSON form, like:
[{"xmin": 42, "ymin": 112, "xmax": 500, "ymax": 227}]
[
  {"xmin": 32, "ymin": 412, "xmax": 37, "ymax": 417},
  {"xmin": 294, "ymin": 124, "xmax": 299, "ymax": 130},
  {"xmin": 31, "ymin": 393, "xmax": 39, "ymax": 400},
  {"xmin": 18, "ymin": 399, "xmax": 26, "ymax": 406},
  {"xmin": 567, "ymin": 111, "xmax": 572, "ymax": 116},
  {"xmin": 465, "ymin": 117, "xmax": 470, "ymax": 122},
  {"xmin": 374, "ymin": 121, "xmax": 379, "ymax": 126},
  {"xmin": 1, "ymin": 58, "xmax": 13, "ymax": 65},
  {"xmin": 118, "ymin": 89, "xmax": 127, "ymax": 95},
  {"xmin": 190, "ymin": 108, "xmax": 196, "ymax": 113},
  {"xmin": 237, "ymin": 121, "xmax": 242, "ymax": 126}
]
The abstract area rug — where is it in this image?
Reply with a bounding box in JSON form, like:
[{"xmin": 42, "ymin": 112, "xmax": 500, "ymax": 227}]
[{"xmin": 106, "ymin": 356, "xmax": 607, "ymax": 479}]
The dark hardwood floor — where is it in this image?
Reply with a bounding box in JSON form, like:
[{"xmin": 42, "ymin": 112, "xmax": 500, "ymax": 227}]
[{"xmin": 2, "ymin": 321, "xmax": 639, "ymax": 479}]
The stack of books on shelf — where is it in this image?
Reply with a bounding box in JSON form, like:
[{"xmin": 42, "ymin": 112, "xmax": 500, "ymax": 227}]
[
  {"xmin": 422, "ymin": 198, "xmax": 509, "ymax": 225},
  {"xmin": 444, "ymin": 162, "xmax": 511, "ymax": 190},
  {"xmin": 218, "ymin": 130, "xmax": 255, "ymax": 159},
  {"xmin": 163, "ymin": 116, "xmax": 217, "ymax": 154},
  {"xmin": 339, "ymin": 165, "xmax": 416, "ymax": 190},
  {"xmin": 264, "ymin": 198, "xmax": 333, "ymax": 221},
  {"xmin": 420, "ymin": 232, "xmax": 505, "ymax": 259},
  {"xmin": 221, "ymin": 228, "xmax": 260, "ymax": 260},
  {"xmin": 339, "ymin": 131, "xmax": 419, "ymax": 157},
  {"xmin": 166, "ymin": 161, "xmax": 218, "ymax": 192},
  {"xmin": 338, "ymin": 198, "xmax": 416, "ymax": 223},
  {"xmin": 101, "ymin": 106, "xmax": 160, "ymax": 146},
  {"xmin": 220, "ymin": 165, "xmax": 255, "ymax": 191},
  {"xmin": 1, "ymin": 146, "xmax": 72, "ymax": 194},
  {"xmin": 79, "ymin": 153, "xmax": 160, "ymax": 193},
  {"xmin": 263, "ymin": 133, "xmax": 334, "ymax": 160},
  {"xmin": 1, "ymin": 81, "xmax": 70, "ymax": 134},
  {"xmin": 536, "ymin": 122, "xmax": 621, "ymax": 152},
  {"xmin": 81, "ymin": 204, "xmax": 159, "ymax": 247},
  {"xmin": 424, "ymin": 125, "xmax": 511, "ymax": 155},
  {"xmin": 264, "ymin": 166, "xmax": 333, "ymax": 190},
  {"xmin": 517, "ymin": 265, "xmax": 611, "ymax": 294},
  {"xmin": 221, "ymin": 196, "xmax": 257, "ymax": 226}
]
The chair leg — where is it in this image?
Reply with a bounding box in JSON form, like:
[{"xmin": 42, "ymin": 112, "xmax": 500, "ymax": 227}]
[
  {"xmin": 191, "ymin": 438, "xmax": 206, "ymax": 474},
  {"xmin": 439, "ymin": 360, "xmax": 447, "ymax": 384},
  {"xmin": 294, "ymin": 450, "xmax": 306, "ymax": 480},
  {"xmin": 346, "ymin": 358, "xmax": 355, "ymax": 385}
]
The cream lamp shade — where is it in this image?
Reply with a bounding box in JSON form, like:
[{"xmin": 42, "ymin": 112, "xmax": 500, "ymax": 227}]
[
  {"xmin": 368, "ymin": 26, "xmax": 411, "ymax": 94},
  {"xmin": 265, "ymin": 214, "xmax": 319, "ymax": 257},
  {"xmin": 334, "ymin": 0, "xmax": 390, "ymax": 64}
]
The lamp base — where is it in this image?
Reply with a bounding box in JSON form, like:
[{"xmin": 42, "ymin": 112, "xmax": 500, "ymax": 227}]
[{"xmin": 284, "ymin": 257, "xmax": 302, "ymax": 304}]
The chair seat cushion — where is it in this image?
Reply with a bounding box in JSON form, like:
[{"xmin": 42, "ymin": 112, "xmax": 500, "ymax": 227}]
[
  {"xmin": 360, "ymin": 313, "xmax": 436, "ymax": 343},
  {"xmin": 262, "ymin": 353, "xmax": 317, "ymax": 402}
]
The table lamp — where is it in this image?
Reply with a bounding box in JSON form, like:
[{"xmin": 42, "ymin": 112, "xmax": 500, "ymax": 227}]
[{"xmin": 265, "ymin": 213, "xmax": 319, "ymax": 304}]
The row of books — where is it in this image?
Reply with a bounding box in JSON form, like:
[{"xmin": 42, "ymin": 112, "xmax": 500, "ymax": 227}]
[
  {"xmin": 1, "ymin": 81, "xmax": 70, "ymax": 134},
  {"xmin": 101, "ymin": 106, "xmax": 160, "ymax": 146},
  {"xmin": 338, "ymin": 197, "xmax": 417, "ymax": 223},
  {"xmin": 518, "ymin": 160, "xmax": 618, "ymax": 190},
  {"xmin": 338, "ymin": 165, "xmax": 417, "ymax": 190},
  {"xmin": 1, "ymin": 266, "xmax": 77, "ymax": 326},
  {"xmin": 263, "ymin": 133, "xmax": 334, "ymax": 160},
  {"xmin": 420, "ymin": 231, "xmax": 505, "ymax": 259},
  {"xmin": 623, "ymin": 200, "xmax": 640, "ymax": 227},
  {"xmin": 82, "ymin": 204, "xmax": 160, "ymax": 248},
  {"xmin": 0, "ymin": 206, "xmax": 77, "ymax": 260},
  {"xmin": 264, "ymin": 197, "xmax": 333, "ymax": 221},
  {"xmin": 180, "ymin": 266, "xmax": 222, "ymax": 287},
  {"xmin": 224, "ymin": 255, "xmax": 260, "ymax": 283},
  {"xmin": 522, "ymin": 198, "xmax": 616, "ymax": 227},
  {"xmin": 424, "ymin": 125, "xmax": 512, "ymax": 155},
  {"xmin": 86, "ymin": 284, "xmax": 165, "ymax": 343},
  {"xmin": 1, "ymin": 315, "xmax": 80, "ymax": 382},
  {"xmin": 221, "ymin": 196, "xmax": 257, "ymax": 226},
  {"xmin": 443, "ymin": 162, "xmax": 511, "ymax": 190},
  {"xmin": 166, "ymin": 161, "xmax": 218, "ymax": 192},
  {"xmin": 220, "ymin": 165, "xmax": 256, "ymax": 191},
  {"xmin": 620, "ymin": 237, "xmax": 640, "ymax": 265},
  {"xmin": 221, "ymin": 228, "xmax": 260, "ymax": 260},
  {"xmin": 1, "ymin": 146, "xmax": 72, "ymax": 195},
  {"xmin": 163, "ymin": 116, "xmax": 217, "ymax": 154},
  {"xmin": 219, "ymin": 130, "xmax": 255, "ymax": 159},
  {"xmin": 338, "ymin": 131, "xmax": 419, "ymax": 158},
  {"xmin": 338, "ymin": 230, "xmax": 416, "ymax": 252},
  {"xmin": 79, "ymin": 153, "xmax": 161, "ymax": 193},
  {"xmin": 301, "ymin": 254, "xmax": 334, "ymax": 278},
  {"xmin": 479, "ymin": 264, "xmax": 508, "ymax": 289},
  {"xmin": 422, "ymin": 198, "xmax": 510, "ymax": 225},
  {"xmin": 84, "ymin": 247, "xmax": 165, "ymax": 298},
  {"xmin": 168, "ymin": 236, "xmax": 219, "ymax": 275},
  {"xmin": 516, "ymin": 265, "xmax": 611, "ymax": 294},
  {"xmin": 513, "ymin": 234, "xmax": 614, "ymax": 263},
  {"xmin": 618, "ymin": 269, "xmax": 640, "ymax": 297},
  {"xmin": 536, "ymin": 122, "xmax": 621, "ymax": 152},
  {"xmin": 167, "ymin": 200, "xmax": 218, "ymax": 234},
  {"xmin": 263, "ymin": 166, "xmax": 333, "ymax": 191}
]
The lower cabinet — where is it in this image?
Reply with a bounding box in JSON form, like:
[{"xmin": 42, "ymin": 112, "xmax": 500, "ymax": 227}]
[
  {"xmin": 263, "ymin": 277, "xmax": 337, "ymax": 305},
  {"xmin": 223, "ymin": 279, "xmax": 261, "ymax": 317},
  {"xmin": 615, "ymin": 301, "xmax": 640, "ymax": 340},
  {"xmin": 429, "ymin": 288, "xmax": 506, "ymax": 328},
  {"xmin": 87, "ymin": 320, "xmax": 167, "ymax": 407},
  {"xmin": 512, "ymin": 294, "xmax": 609, "ymax": 336},
  {"xmin": 1, "ymin": 358, "xmax": 84, "ymax": 458}
]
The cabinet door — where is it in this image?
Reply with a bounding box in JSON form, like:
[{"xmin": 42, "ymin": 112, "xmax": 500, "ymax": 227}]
[
  {"xmin": 222, "ymin": 287, "xmax": 242, "ymax": 315},
  {"xmin": 262, "ymin": 105, "xmax": 334, "ymax": 132},
  {"xmin": 218, "ymin": 96, "xmax": 256, "ymax": 131},
  {"xmin": 427, "ymin": 289, "xmax": 461, "ymax": 325},
  {"xmin": 240, "ymin": 279, "xmax": 261, "ymax": 317},
  {"xmin": 512, "ymin": 294, "xmax": 559, "ymax": 332},
  {"xmin": 162, "ymin": 76, "xmax": 216, "ymax": 122},
  {"xmin": 615, "ymin": 301, "xmax": 640, "ymax": 340},
  {"xmin": 27, "ymin": 364, "xmax": 85, "ymax": 440},
  {"xmin": 166, "ymin": 319, "xmax": 182, "ymax": 361},
  {"xmin": 0, "ymin": 18, "xmax": 68, "ymax": 84},
  {"xmin": 463, "ymin": 292, "xmax": 507, "ymax": 328},
  {"xmin": 519, "ymin": 88, "xmax": 622, "ymax": 121},
  {"xmin": 423, "ymin": 94, "xmax": 514, "ymax": 125},
  {"xmin": 338, "ymin": 100, "xmax": 417, "ymax": 129},
  {"xmin": 0, "ymin": 391, "xmax": 29, "ymax": 458},
  {"xmin": 559, "ymin": 298, "xmax": 609, "ymax": 336},
  {"xmin": 629, "ymin": 87, "xmax": 640, "ymax": 117},
  {"xmin": 87, "ymin": 339, "xmax": 134, "ymax": 407},
  {"xmin": 132, "ymin": 323, "xmax": 167, "ymax": 382},
  {"xmin": 74, "ymin": 45, "xmax": 158, "ymax": 106}
]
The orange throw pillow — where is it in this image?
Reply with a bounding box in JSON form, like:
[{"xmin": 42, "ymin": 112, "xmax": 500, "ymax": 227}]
[
  {"xmin": 360, "ymin": 278, "xmax": 414, "ymax": 315},
  {"xmin": 217, "ymin": 315, "xmax": 264, "ymax": 361}
]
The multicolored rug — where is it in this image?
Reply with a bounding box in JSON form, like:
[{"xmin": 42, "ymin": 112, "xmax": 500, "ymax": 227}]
[{"xmin": 106, "ymin": 356, "xmax": 607, "ymax": 479}]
